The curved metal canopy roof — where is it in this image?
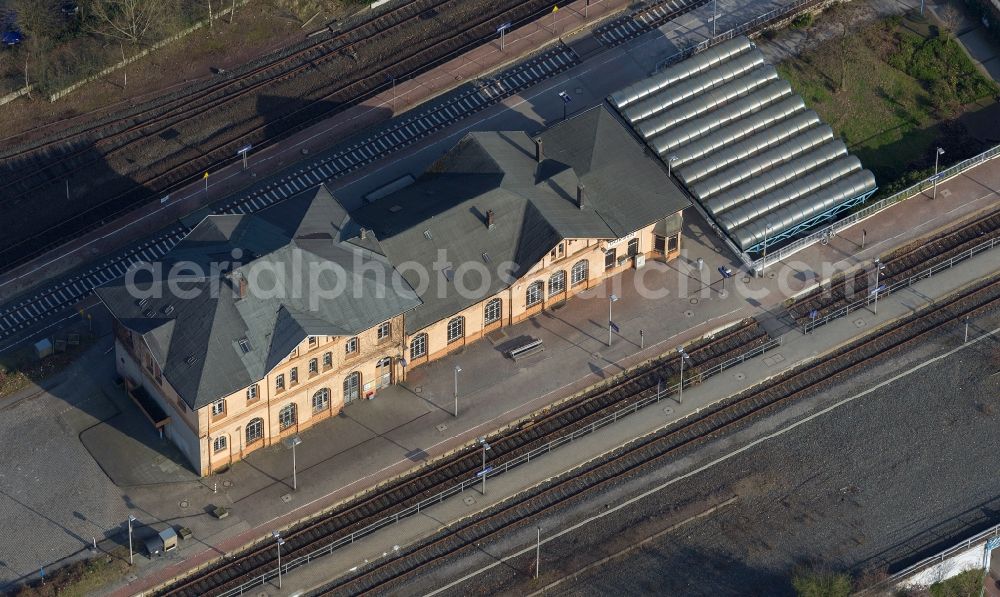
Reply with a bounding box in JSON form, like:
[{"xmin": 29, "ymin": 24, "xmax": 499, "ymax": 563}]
[{"xmin": 609, "ymin": 36, "xmax": 877, "ymax": 255}]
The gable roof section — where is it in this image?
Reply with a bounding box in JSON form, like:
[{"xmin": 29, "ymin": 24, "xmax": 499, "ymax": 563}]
[
  {"xmin": 355, "ymin": 104, "xmax": 689, "ymax": 332},
  {"xmin": 97, "ymin": 185, "xmax": 421, "ymax": 409}
]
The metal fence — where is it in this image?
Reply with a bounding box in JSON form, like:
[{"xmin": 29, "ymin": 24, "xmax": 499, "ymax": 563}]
[
  {"xmin": 654, "ymin": 0, "xmax": 823, "ymax": 71},
  {"xmin": 216, "ymin": 337, "xmax": 781, "ymax": 596},
  {"xmin": 755, "ymin": 143, "xmax": 1000, "ymax": 272},
  {"xmin": 801, "ymin": 236, "xmax": 1000, "ymax": 334},
  {"xmin": 859, "ymin": 522, "xmax": 1000, "ymax": 595}
]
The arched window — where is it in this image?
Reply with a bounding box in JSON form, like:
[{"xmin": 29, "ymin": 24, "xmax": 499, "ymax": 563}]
[
  {"xmin": 278, "ymin": 403, "xmax": 297, "ymax": 430},
  {"xmin": 571, "ymin": 260, "xmax": 589, "ymax": 286},
  {"xmin": 526, "ymin": 281, "xmax": 543, "ymax": 307},
  {"xmin": 343, "ymin": 371, "xmax": 361, "ymax": 403},
  {"xmin": 213, "ymin": 436, "xmax": 227, "ymax": 453},
  {"xmin": 312, "ymin": 388, "xmax": 330, "ymax": 413},
  {"xmin": 447, "ymin": 316, "xmax": 465, "ymax": 343},
  {"xmin": 548, "ymin": 270, "xmax": 566, "ymax": 296},
  {"xmin": 246, "ymin": 418, "xmax": 264, "ymax": 444},
  {"xmin": 484, "ymin": 298, "xmax": 502, "ymax": 325},
  {"xmin": 410, "ymin": 333, "xmax": 428, "ymax": 358}
]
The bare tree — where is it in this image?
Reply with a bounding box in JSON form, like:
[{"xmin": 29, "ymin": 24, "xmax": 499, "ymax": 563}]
[
  {"xmin": 938, "ymin": 5, "xmax": 962, "ymax": 36},
  {"xmin": 84, "ymin": 0, "xmax": 168, "ymax": 44}
]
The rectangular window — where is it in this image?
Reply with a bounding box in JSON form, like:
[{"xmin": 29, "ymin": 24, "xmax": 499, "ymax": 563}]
[
  {"xmin": 549, "ymin": 242, "xmax": 565, "ymax": 260},
  {"xmin": 668, "ymin": 234, "xmax": 679, "ymax": 252},
  {"xmin": 290, "ymin": 367, "xmax": 298, "ymax": 385},
  {"xmin": 309, "ymin": 358, "xmax": 318, "ymax": 374},
  {"xmin": 213, "ymin": 436, "xmax": 227, "ymax": 453},
  {"xmin": 308, "ymin": 336, "xmax": 318, "ymax": 348},
  {"xmin": 238, "ymin": 337, "xmax": 252, "ymax": 354},
  {"xmin": 604, "ymin": 249, "xmax": 616, "ymax": 270},
  {"xmin": 211, "ymin": 399, "xmax": 225, "ymax": 417},
  {"xmin": 377, "ymin": 321, "xmax": 391, "ymax": 340},
  {"xmin": 290, "ymin": 348, "xmax": 298, "ymax": 358},
  {"xmin": 246, "ymin": 384, "xmax": 259, "ymax": 402},
  {"xmin": 654, "ymin": 235, "xmax": 666, "ymax": 254},
  {"xmin": 345, "ymin": 337, "xmax": 358, "ymax": 354},
  {"xmin": 627, "ymin": 238, "xmax": 639, "ymax": 257},
  {"xmin": 323, "ymin": 352, "xmax": 333, "ymax": 368},
  {"xmin": 276, "ymin": 374, "xmax": 285, "ymax": 390}
]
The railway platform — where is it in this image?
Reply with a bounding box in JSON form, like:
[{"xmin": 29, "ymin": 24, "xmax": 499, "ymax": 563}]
[{"xmin": 90, "ymin": 196, "xmax": 1000, "ymax": 596}]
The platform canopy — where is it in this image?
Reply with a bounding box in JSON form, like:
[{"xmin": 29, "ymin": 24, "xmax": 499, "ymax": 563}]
[{"xmin": 608, "ymin": 36, "xmax": 877, "ymax": 256}]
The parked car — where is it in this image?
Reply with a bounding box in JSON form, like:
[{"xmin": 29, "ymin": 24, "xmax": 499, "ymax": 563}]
[{"xmin": 2, "ymin": 30, "xmax": 23, "ymax": 47}]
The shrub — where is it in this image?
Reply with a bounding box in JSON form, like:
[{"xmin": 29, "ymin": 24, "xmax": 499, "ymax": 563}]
[
  {"xmin": 791, "ymin": 569, "xmax": 853, "ymax": 597},
  {"xmin": 792, "ymin": 13, "xmax": 814, "ymax": 29}
]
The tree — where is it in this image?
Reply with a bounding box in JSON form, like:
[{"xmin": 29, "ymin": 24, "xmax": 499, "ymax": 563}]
[
  {"xmin": 791, "ymin": 568, "xmax": 853, "ymax": 597},
  {"xmin": 83, "ymin": 0, "xmax": 169, "ymax": 44},
  {"xmin": 938, "ymin": 5, "xmax": 962, "ymax": 37}
]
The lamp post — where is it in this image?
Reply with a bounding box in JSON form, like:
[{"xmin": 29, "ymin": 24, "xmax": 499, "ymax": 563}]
[
  {"xmin": 667, "ymin": 155, "xmax": 679, "ymax": 177},
  {"xmin": 477, "ymin": 437, "xmax": 491, "ymax": 495},
  {"xmin": 933, "ymin": 147, "xmax": 945, "ymax": 200},
  {"xmin": 127, "ymin": 515, "xmax": 137, "ymax": 565},
  {"xmin": 872, "ymin": 258, "xmax": 886, "ymax": 316},
  {"xmin": 283, "ymin": 435, "xmax": 302, "ymax": 491},
  {"xmin": 677, "ymin": 346, "xmax": 691, "ymax": 404},
  {"xmin": 608, "ymin": 294, "xmax": 619, "ymax": 347},
  {"xmin": 272, "ymin": 531, "xmax": 285, "ymax": 589},
  {"xmin": 453, "ymin": 365, "xmax": 462, "ymax": 417}
]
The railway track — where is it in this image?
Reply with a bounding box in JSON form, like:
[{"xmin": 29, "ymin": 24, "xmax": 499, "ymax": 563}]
[
  {"xmin": 153, "ymin": 319, "xmax": 768, "ymax": 596},
  {"xmin": 788, "ymin": 208, "xmax": 1000, "ymax": 325},
  {"xmin": 315, "ymin": 274, "xmax": 1000, "ymax": 597},
  {"xmin": 0, "ymin": 0, "xmax": 565, "ymax": 270}
]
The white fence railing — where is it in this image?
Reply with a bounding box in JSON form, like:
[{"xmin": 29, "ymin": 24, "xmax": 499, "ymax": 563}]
[
  {"xmin": 802, "ymin": 236, "xmax": 1000, "ymax": 334},
  {"xmin": 755, "ymin": 143, "xmax": 1000, "ymax": 272},
  {"xmin": 858, "ymin": 522, "xmax": 1000, "ymax": 595},
  {"xmin": 214, "ymin": 337, "xmax": 781, "ymax": 597}
]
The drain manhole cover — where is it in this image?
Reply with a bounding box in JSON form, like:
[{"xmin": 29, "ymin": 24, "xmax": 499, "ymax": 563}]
[
  {"xmin": 126, "ymin": 574, "xmax": 138, "ymax": 583},
  {"xmin": 436, "ymin": 423, "xmax": 448, "ymax": 432},
  {"xmin": 414, "ymin": 386, "xmax": 422, "ymax": 393},
  {"xmin": 735, "ymin": 372, "xmax": 746, "ymax": 380},
  {"xmin": 179, "ymin": 500, "xmax": 189, "ymax": 509},
  {"xmin": 663, "ymin": 407, "xmax": 674, "ymax": 416},
  {"xmin": 684, "ymin": 310, "xmax": 694, "ymax": 317},
  {"xmin": 222, "ymin": 480, "xmax": 234, "ymax": 488},
  {"xmin": 281, "ymin": 494, "xmax": 292, "ymax": 503},
  {"xmin": 689, "ymin": 298, "xmax": 699, "ymax": 305},
  {"xmin": 742, "ymin": 276, "xmax": 751, "ymax": 283},
  {"xmin": 463, "ymin": 496, "xmax": 476, "ymax": 506},
  {"xmin": 767, "ymin": 271, "xmax": 777, "ymax": 279},
  {"xmin": 592, "ymin": 353, "xmax": 601, "ymax": 359},
  {"xmin": 854, "ymin": 318, "xmax": 867, "ymax": 328}
]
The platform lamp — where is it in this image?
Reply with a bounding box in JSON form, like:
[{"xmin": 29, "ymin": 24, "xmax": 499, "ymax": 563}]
[
  {"xmin": 272, "ymin": 531, "xmax": 285, "ymax": 589},
  {"xmin": 477, "ymin": 437, "xmax": 491, "ymax": 495},
  {"xmin": 677, "ymin": 346, "xmax": 692, "ymax": 404},
  {"xmin": 933, "ymin": 147, "xmax": 945, "ymax": 200},
  {"xmin": 608, "ymin": 294, "xmax": 619, "ymax": 347},
  {"xmin": 453, "ymin": 365, "xmax": 462, "ymax": 417},
  {"xmin": 871, "ymin": 258, "xmax": 887, "ymax": 316},
  {"xmin": 127, "ymin": 515, "xmax": 137, "ymax": 565},
  {"xmin": 283, "ymin": 435, "xmax": 302, "ymax": 491}
]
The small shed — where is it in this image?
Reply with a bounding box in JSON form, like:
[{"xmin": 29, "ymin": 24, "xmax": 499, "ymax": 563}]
[{"xmin": 34, "ymin": 338, "xmax": 53, "ymax": 359}]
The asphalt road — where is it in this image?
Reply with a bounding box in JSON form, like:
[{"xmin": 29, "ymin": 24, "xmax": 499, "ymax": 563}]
[{"xmin": 396, "ymin": 310, "xmax": 1000, "ymax": 597}]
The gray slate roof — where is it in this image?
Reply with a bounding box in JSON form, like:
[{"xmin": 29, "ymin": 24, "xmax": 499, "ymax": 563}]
[
  {"xmin": 97, "ymin": 185, "xmax": 421, "ymax": 409},
  {"xmin": 355, "ymin": 105, "xmax": 689, "ymax": 333}
]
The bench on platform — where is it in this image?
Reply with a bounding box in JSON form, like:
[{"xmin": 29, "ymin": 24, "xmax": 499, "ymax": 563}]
[{"xmin": 506, "ymin": 337, "xmax": 544, "ymax": 361}]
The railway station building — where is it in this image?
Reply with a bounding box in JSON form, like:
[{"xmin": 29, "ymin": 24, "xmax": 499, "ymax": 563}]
[{"xmin": 96, "ymin": 104, "xmax": 689, "ymax": 476}]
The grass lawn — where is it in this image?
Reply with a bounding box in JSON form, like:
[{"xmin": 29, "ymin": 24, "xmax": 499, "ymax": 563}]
[
  {"xmin": 928, "ymin": 568, "xmax": 986, "ymax": 597},
  {"xmin": 776, "ymin": 10, "xmax": 999, "ymax": 190}
]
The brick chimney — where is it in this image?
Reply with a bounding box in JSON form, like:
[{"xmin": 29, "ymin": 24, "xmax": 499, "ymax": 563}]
[
  {"xmin": 486, "ymin": 209, "xmax": 495, "ymax": 230},
  {"xmin": 577, "ymin": 184, "xmax": 585, "ymax": 210},
  {"xmin": 359, "ymin": 227, "xmax": 367, "ymax": 240},
  {"xmin": 238, "ymin": 274, "xmax": 248, "ymax": 299},
  {"xmin": 535, "ymin": 138, "xmax": 543, "ymax": 162}
]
